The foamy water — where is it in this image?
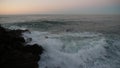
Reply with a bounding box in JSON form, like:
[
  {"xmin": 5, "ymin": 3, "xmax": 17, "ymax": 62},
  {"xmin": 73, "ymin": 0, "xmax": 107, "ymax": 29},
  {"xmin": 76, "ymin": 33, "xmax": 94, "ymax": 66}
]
[
  {"xmin": 1, "ymin": 15, "xmax": 120, "ymax": 68},
  {"xmin": 22, "ymin": 31, "xmax": 116, "ymax": 68}
]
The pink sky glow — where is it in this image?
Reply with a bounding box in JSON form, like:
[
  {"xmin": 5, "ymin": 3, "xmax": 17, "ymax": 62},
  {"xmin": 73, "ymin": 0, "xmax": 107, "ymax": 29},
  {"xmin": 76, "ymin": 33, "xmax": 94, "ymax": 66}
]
[{"xmin": 0, "ymin": 0, "xmax": 120, "ymax": 14}]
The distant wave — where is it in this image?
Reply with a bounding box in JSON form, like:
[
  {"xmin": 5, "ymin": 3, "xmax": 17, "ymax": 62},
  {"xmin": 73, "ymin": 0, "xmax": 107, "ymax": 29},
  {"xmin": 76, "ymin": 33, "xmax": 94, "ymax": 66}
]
[{"xmin": 2, "ymin": 20, "xmax": 66, "ymax": 31}]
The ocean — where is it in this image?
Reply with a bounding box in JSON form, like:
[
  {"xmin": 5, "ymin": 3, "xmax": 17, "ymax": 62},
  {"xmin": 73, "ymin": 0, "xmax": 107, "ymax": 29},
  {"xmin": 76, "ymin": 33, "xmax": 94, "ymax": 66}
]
[{"xmin": 0, "ymin": 15, "xmax": 120, "ymax": 68}]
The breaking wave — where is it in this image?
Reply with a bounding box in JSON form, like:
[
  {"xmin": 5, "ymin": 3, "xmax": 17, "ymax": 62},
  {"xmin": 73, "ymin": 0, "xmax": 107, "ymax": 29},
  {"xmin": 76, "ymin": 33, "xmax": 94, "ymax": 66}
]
[{"xmin": 22, "ymin": 30, "xmax": 120, "ymax": 68}]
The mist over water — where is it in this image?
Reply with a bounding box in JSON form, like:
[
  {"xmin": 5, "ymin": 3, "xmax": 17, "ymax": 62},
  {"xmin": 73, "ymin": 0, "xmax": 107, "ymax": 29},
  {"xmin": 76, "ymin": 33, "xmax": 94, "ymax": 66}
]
[{"xmin": 1, "ymin": 15, "xmax": 120, "ymax": 68}]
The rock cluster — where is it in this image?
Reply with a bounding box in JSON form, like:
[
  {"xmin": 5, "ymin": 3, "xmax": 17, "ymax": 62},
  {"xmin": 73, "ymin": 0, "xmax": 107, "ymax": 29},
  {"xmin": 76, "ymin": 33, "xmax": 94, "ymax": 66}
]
[{"xmin": 0, "ymin": 25, "xmax": 44, "ymax": 68}]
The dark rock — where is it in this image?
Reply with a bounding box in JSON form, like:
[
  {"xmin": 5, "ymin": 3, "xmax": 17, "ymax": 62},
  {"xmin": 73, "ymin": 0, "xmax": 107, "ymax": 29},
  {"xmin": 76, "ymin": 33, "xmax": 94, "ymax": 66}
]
[
  {"xmin": 66, "ymin": 28, "xmax": 73, "ymax": 32},
  {"xmin": 25, "ymin": 44, "xmax": 44, "ymax": 55},
  {"xmin": 0, "ymin": 25, "xmax": 44, "ymax": 68}
]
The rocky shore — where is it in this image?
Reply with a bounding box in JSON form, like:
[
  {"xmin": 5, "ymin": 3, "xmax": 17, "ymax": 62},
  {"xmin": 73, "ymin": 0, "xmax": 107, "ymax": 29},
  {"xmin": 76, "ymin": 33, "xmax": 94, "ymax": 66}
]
[{"xmin": 0, "ymin": 25, "xmax": 44, "ymax": 68}]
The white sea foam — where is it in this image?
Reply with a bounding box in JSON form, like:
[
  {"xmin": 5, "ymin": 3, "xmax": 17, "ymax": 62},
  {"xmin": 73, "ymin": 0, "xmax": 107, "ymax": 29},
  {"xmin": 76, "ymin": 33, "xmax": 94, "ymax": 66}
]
[
  {"xmin": 8, "ymin": 25, "xmax": 27, "ymax": 30},
  {"xmin": 23, "ymin": 31, "xmax": 111, "ymax": 68}
]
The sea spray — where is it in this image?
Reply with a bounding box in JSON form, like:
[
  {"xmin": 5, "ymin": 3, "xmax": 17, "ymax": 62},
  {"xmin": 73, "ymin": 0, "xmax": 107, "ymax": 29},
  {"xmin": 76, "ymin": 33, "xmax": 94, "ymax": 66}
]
[{"xmin": 23, "ymin": 31, "xmax": 115, "ymax": 68}]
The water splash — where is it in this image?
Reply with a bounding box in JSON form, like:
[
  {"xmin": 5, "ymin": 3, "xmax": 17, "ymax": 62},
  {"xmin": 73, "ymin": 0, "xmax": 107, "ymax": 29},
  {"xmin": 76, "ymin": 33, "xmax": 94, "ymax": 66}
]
[{"xmin": 23, "ymin": 31, "xmax": 118, "ymax": 68}]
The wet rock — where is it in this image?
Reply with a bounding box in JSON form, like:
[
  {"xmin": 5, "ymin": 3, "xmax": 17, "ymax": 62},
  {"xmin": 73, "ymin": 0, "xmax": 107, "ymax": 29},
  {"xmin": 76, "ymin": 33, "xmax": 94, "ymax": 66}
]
[{"xmin": 0, "ymin": 25, "xmax": 44, "ymax": 68}]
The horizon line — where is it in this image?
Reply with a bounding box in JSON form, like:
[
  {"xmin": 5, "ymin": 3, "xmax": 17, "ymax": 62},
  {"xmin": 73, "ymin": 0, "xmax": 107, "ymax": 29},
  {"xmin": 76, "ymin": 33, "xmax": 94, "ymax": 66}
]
[{"xmin": 0, "ymin": 13, "xmax": 120, "ymax": 16}]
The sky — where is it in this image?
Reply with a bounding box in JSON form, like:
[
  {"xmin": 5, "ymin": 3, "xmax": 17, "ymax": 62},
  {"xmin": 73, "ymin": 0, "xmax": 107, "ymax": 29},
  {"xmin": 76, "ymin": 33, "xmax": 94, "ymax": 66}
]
[{"xmin": 0, "ymin": 0, "xmax": 120, "ymax": 15}]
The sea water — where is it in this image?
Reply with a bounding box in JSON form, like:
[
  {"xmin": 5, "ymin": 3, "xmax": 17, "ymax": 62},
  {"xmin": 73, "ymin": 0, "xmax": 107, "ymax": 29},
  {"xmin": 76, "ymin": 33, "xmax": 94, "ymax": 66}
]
[{"xmin": 1, "ymin": 15, "xmax": 120, "ymax": 68}]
